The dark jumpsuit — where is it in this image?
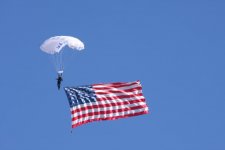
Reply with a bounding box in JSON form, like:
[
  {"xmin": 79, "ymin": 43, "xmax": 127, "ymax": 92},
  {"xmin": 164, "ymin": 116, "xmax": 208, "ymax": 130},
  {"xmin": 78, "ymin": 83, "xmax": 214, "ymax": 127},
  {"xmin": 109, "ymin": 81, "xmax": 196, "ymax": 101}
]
[{"xmin": 57, "ymin": 76, "xmax": 63, "ymax": 90}]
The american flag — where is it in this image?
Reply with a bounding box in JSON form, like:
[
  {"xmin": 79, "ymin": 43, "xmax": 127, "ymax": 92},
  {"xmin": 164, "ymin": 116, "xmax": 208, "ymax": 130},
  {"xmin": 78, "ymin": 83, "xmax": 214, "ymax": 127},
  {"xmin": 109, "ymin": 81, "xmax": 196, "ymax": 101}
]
[{"xmin": 64, "ymin": 80, "xmax": 149, "ymax": 128}]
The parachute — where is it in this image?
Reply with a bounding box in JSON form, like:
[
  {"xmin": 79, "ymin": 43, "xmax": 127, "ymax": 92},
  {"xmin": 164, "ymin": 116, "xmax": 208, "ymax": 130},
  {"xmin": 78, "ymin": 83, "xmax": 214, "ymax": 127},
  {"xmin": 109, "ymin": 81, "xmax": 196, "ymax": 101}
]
[{"xmin": 40, "ymin": 36, "xmax": 84, "ymax": 74}]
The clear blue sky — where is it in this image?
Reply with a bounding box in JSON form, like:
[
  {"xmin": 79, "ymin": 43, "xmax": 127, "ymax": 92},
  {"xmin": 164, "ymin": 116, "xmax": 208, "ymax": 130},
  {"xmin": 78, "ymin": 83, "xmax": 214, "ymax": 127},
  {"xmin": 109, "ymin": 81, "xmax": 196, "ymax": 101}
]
[{"xmin": 0, "ymin": 0, "xmax": 225, "ymax": 149}]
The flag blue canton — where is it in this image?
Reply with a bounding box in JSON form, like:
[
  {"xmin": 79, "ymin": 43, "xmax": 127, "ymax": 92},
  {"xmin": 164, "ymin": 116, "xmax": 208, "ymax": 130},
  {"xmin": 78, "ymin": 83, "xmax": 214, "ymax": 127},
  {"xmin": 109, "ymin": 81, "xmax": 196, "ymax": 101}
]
[{"xmin": 64, "ymin": 86, "xmax": 97, "ymax": 107}]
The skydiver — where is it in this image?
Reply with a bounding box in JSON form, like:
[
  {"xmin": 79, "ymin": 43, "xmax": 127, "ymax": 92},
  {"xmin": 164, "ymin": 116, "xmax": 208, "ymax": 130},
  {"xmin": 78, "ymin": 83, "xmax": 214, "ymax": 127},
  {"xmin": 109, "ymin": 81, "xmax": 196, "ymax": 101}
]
[{"xmin": 57, "ymin": 73, "xmax": 63, "ymax": 90}]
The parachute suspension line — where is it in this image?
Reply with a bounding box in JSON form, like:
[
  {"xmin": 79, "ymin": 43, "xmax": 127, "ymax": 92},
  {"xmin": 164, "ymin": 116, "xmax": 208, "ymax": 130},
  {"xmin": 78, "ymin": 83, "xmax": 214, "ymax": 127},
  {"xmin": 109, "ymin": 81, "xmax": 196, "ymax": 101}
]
[
  {"xmin": 60, "ymin": 50, "xmax": 63, "ymax": 72},
  {"xmin": 54, "ymin": 53, "xmax": 59, "ymax": 73},
  {"xmin": 48, "ymin": 53, "xmax": 57, "ymax": 73},
  {"xmin": 50, "ymin": 53, "xmax": 57, "ymax": 73},
  {"xmin": 53, "ymin": 52, "xmax": 61, "ymax": 73},
  {"xmin": 53, "ymin": 51, "xmax": 64, "ymax": 74}
]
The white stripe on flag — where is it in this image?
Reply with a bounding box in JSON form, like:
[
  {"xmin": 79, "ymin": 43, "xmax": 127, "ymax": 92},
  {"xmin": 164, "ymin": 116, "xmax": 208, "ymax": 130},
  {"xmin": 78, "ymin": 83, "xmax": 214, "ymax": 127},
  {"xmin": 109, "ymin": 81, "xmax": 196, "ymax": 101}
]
[
  {"xmin": 95, "ymin": 90, "xmax": 142, "ymax": 98},
  {"xmin": 71, "ymin": 102, "xmax": 147, "ymax": 117}
]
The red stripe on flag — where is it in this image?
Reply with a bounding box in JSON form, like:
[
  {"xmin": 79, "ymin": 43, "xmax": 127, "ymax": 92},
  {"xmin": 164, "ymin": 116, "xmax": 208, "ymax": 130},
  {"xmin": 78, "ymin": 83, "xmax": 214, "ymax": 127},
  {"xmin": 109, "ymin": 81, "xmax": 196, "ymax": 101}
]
[
  {"xmin": 93, "ymin": 81, "xmax": 139, "ymax": 88},
  {"xmin": 71, "ymin": 105, "xmax": 148, "ymax": 121},
  {"xmin": 72, "ymin": 110, "xmax": 148, "ymax": 128},
  {"xmin": 94, "ymin": 87, "xmax": 142, "ymax": 95},
  {"xmin": 96, "ymin": 93, "xmax": 144, "ymax": 101},
  {"xmin": 71, "ymin": 99, "xmax": 146, "ymax": 114}
]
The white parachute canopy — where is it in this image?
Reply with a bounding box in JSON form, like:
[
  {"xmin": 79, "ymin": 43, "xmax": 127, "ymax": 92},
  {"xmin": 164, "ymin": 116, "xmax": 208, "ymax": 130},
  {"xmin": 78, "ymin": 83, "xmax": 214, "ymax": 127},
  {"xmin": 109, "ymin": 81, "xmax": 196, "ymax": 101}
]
[
  {"xmin": 40, "ymin": 36, "xmax": 84, "ymax": 54},
  {"xmin": 40, "ymin": 36, "xmax": 85, "ymax": 73}
]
